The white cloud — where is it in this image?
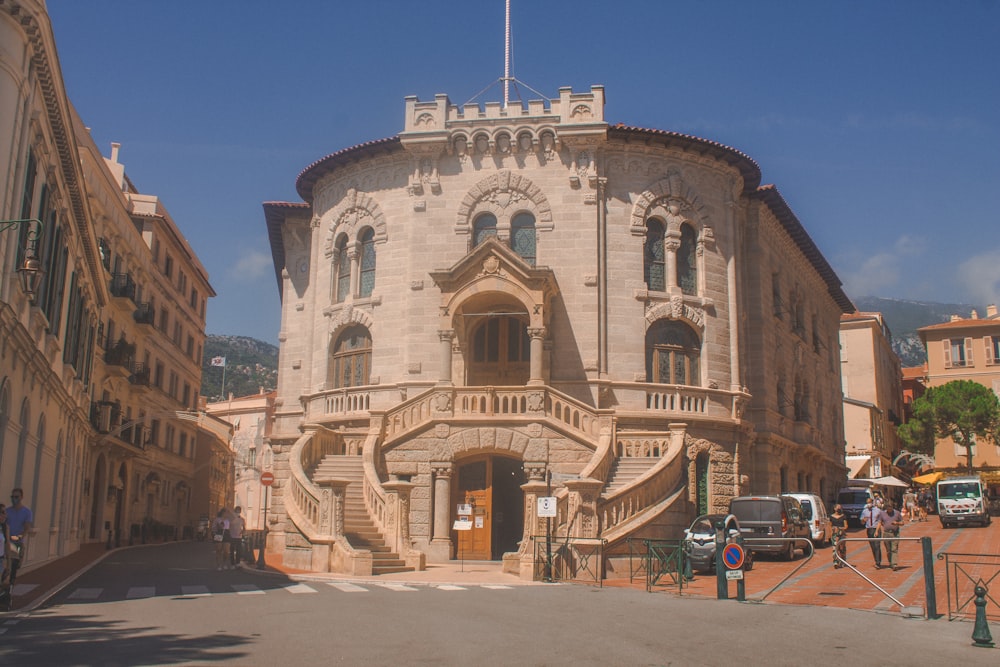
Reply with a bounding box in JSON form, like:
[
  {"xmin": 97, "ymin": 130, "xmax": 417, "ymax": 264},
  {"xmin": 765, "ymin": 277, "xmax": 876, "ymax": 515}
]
[
  {"xmin": 227, "ymin": 250, "xmax": 273, "ymax": 281},
  {"xmin": 840, "ymin": 235, "xmax": 925, "ymax": 297},
  {"xmin": 956, "ymin": 249, "xmax": 1000, "ymax": 308}
]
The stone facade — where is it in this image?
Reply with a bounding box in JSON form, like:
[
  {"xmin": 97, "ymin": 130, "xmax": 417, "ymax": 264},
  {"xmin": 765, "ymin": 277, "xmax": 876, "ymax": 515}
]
[{"xmin": 264, "ymin": 86, "xmax": 852, "ymax": 576}]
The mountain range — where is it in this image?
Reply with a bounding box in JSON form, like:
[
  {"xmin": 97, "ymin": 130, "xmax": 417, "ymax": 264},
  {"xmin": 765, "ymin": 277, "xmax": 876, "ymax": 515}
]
[{"xmin": 197, "ymin": 297, "xmax": 984, "ymax": 399}]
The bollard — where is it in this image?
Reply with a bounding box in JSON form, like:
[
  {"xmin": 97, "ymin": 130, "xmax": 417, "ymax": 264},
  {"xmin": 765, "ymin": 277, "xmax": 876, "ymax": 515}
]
[
  {"xmin": 972, "ymin": 583, "xmax": 995, "ymax": 648},
  {"xmin": 921, "ymin": 537, "xmax": 937, "ymax": 619},
  {"xmin": 715, "ymin": 521, "xmax": 728, "ymax": 600},
  {"xmin": 735, "ymin": 533, "xmax": 746, "ymax": 602},
  {"xmin": 255, "ymin": 531, "xmax": 267, "ymax": 570}
]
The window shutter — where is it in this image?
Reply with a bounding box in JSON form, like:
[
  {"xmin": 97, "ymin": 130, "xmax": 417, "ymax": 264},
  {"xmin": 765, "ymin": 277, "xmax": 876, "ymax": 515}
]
[
  {"xmin": 986, "ymin": 336, "xmax": 995, "ymax": 365},
  {"xmin": 942, "ymin": 341, "xmax": 952, "ymax": 368},
  {"xmin": 965, "ymin": 337, "xmax": 974, "ymax": 366}
]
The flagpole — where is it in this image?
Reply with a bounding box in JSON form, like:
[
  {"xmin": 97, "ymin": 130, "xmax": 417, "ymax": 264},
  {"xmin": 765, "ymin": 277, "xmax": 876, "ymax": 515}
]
[{"xmin": 221, "ymin": 359, "xmax": 227, "ymax": 400}]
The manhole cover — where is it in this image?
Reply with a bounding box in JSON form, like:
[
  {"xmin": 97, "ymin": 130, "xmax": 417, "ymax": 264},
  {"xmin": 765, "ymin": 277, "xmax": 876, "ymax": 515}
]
[{"xmin": 818, "ymin": 591, "xmax": 845, "ymax": 596}]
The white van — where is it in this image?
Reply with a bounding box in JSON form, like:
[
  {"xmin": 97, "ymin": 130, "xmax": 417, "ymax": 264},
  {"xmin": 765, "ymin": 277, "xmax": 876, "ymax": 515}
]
[
  {"xmin": 937, "ymin": 475, "xmax": 991, "ymax": 528},
  {"xmin": 784, "ymin": 493, "xmax": 831, "ymax": 546}
]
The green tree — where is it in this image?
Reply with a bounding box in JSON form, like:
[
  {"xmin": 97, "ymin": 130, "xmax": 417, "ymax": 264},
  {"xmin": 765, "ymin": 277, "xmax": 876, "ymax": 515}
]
[{"xmin": 897, "ymin": 380, "xmax": 1000, "ymax": 473}]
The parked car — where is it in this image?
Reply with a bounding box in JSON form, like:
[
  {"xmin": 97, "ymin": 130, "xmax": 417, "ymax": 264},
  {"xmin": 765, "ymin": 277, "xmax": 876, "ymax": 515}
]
[
  {"xmin": 728, "ymin": 495, "xmax": 811, "ymax": 560},
  {"xmin": 682, "ymin": 514, "xmax": 754, "ymax": 574},
  {"xmin": 783, "ymin": 493, "xmax": 831, "ymax": 547}
]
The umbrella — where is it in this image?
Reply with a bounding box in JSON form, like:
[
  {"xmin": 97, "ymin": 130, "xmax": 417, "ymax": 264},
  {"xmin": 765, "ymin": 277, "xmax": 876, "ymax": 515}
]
[
  {"xmin": 869, "ymin": 475, "xmax": 911, "ymax": 488},
  {"xmin": 911, "ymin": 471, "xmax": 944, "ymax": 485}
]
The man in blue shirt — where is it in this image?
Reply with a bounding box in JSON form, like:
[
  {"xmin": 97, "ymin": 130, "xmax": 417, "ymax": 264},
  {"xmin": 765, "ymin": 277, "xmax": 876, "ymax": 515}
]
[
  {"xmin": 6, "ymin": 488, "xmax": 33, "ymax": 586},
  {"xmin": 859, "ymin": 496, "xmax": 883, "ymax": 569}
]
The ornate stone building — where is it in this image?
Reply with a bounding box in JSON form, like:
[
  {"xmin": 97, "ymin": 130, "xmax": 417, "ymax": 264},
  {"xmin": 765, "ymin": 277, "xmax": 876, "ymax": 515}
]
[{"xmin": 264, "ymin": 86, "xmax": 852, "ymax": 577}]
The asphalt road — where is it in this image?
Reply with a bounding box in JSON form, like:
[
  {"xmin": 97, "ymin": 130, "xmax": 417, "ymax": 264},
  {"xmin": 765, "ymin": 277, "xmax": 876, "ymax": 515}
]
[{"xmin": 0, "ymin": 542, "xmax": 995, "ymax": 666}]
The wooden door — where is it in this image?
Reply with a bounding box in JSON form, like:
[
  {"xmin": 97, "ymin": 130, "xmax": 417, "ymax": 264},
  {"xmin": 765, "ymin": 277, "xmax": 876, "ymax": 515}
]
[
  {"xmin": 455, "ymin": 459, "xmax": 493, "ymax": 560},
  {"xmin": 467, "ymin": 316, "xmax": 530, "ymax": 386}
]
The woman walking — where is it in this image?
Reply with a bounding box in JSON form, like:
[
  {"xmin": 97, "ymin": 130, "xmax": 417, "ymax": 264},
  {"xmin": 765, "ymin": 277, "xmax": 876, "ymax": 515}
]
[{"xmin": 830, "ymin": 504, "xmax": 848, "ymax": 568}]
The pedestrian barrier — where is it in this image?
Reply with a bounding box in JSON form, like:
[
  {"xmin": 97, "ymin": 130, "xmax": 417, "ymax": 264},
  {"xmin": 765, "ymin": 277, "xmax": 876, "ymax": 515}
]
[
  {"xmin": 937, "ymin": 551, "xmax": 1000, "ymax": 622},
  {"xmin": 532, "ymin": 536, "xmax": 605, "ymax": 586},
  {"xmin": 744, "ymin": 537, "xmax": 814, "ymax": 603},
  {"xmin": 833, "ymin": 535, "xmax": 937, "ymax": 618},
  {"xmin": 643, "ymin": 539, "xmax": 690, "ymax": 593}
]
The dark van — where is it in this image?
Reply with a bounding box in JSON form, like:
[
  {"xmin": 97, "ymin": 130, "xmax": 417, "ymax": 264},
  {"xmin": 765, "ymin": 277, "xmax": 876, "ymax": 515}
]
[{"xmin": 728, "ymin": 495, "xmax": 810, "ymax": 560}]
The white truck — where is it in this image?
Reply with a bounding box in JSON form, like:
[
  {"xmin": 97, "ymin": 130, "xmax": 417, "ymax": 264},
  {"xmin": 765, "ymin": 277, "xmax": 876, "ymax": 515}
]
[{"xmin": 937, "ymin": 475, "xmax": 991, "ymax": 528}]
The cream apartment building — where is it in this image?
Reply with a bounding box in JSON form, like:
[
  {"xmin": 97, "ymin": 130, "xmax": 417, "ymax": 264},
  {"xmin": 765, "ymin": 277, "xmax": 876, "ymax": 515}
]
[
  {"xmin": 1, "ymin": 1, "xmax": 221, "ymax": 562},
  {"xmin": 918, "ymin": 306, "xmax": 1000, "ymax": 480},
  {"xmin": 840, "ymin": 312, "xmax": 905, "ymax": 482},
  {"xmin": 264, "ymin": 86, "xmax": 853, "ymax": 577}
]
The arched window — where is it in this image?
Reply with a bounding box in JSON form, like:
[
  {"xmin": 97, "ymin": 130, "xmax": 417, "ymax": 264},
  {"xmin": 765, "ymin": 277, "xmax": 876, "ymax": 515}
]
[
  {"xmin": 335, "ymin": 236, "xmax": 350, "ymax": 303},
  {"xmin": 0, "ymin": 381, "xmax": 8, "ymax": 464},
  {"xmin": 472, "ymin": 214, "xmax": 497, "ymax": 248},
  {"xmin": 645, "ymin": 320, "xmax": 700, "ymax": 386},
  {"xmin": 677, "ymin": 223, "xmax": 697, "ymax": 295},
  {"xmin": 644, "ymin": 219, "xmax": 665, "ymax": 291},
  {"xmin": 510, "ymin": 213, "xmax": 536, "ymax": 266},
  {"xmin": 15, "ymin": 400, "xmax": 30, "ymax": 488},
  {"xmin": 329, "ymin": 325, "xmax": 372, "ymax": 389},
  {"xmin": 359, "ymin": 228, "xmax": 376, "ymax": 298}
]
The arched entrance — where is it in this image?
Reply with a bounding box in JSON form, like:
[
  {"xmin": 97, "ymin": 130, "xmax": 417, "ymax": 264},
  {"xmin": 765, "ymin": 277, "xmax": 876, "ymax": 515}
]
[
  {"xmin": 89, "ymin": 454, "xmax": 107, "ymax": 540},
  {"xmin": 467, "ymin": 315, "xmax": 530, "ymax": 386},
  {"xmin": 452, "ymin": 455, "xmax": 525, "ymax": 560}
]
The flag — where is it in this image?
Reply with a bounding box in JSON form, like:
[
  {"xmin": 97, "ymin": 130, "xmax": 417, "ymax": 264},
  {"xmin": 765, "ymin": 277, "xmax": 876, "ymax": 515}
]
[{"xmin": 210, "ymin": 356, "xmax": 226, "ymax": 367}]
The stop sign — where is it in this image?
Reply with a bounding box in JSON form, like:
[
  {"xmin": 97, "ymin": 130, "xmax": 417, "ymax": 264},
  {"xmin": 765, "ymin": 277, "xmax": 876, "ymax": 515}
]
[{"xmin": 260, "ymin": 471, "xmax": 275, "ymax": 486}]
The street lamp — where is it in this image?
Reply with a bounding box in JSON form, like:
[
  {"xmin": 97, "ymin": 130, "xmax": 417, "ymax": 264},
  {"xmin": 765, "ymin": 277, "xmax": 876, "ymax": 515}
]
[{"xmin": 0, "ymin": 218, "xmax": 44, "ymax": 302}]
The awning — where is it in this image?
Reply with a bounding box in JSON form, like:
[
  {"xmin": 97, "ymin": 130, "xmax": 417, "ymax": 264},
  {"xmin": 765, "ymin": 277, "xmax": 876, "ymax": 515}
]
[
  {"xmin": 846, "ymin": 455, "xmax": 870, "ymax": 479},
  {"xmin": 911, "ymin": 471, "xmax": 944, "ymax": 485},
  {"xmin": 868, "ymin": 475, "xmax": 910, "ymax": 488}
]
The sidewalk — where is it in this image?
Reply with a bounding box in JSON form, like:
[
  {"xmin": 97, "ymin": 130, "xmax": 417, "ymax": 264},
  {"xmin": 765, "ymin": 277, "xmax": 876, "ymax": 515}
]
[{"xmin": 8, "ymin": 542, "xmax": 114, "ymax": 612}]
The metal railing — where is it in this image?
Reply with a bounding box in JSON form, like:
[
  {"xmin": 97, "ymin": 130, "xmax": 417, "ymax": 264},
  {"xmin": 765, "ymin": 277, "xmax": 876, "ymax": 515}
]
[
  {"xmin": 830, "ymin": 536, "xmax": 937, "ymax": 619},
  {"xmin": 532, "ymin": 536, "xmax": 605, "ymax": 586},
  {"xmin": 937, "ymin": 551, "xmax": 1000, "ymax": 621},
  {"xmin": 641, "ymin": 539, "xmax": 690, "ymax": 592}
]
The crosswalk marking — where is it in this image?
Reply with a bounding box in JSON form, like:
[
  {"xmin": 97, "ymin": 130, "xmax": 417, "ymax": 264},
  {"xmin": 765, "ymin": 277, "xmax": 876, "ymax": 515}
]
[
  {"xmin": 329, "ymin": 583, "xmax": 368, "ymax": 593},
  {"xmin": 11, "ymin": 584, "xmax": 38, "ymax": 596},
  {"xmin": 232, "ymin": 584, "xmax": 265, "ymax": 595},
  {"xmin": 283, "ymin": 583, "xmax": 318, "ymax": 594},
  {"xmin": 68, "ymin": 588, "xmax": 102, "ymax": 600},
  {"xmin": 481, "ymin": 585, "xmax": 513, "ymax": 590},
  {"xmin": 126, "ymin": 586, "xmax": 155, "ymax": 599},
  {"xmin": 180, "ymin": 585, "xmax": 211, "ymax": 597},
  {"xmin": 377, "ymin": 583, "xmax": 418, "ymax": 592},
  {"xmin": 436, "ymin": 585, "xmax": 467, "ymax": 591}
]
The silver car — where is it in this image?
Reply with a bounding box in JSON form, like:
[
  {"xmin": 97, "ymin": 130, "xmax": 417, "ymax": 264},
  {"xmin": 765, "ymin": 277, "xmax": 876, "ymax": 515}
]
[{"xmin": 683, "ymin": 514, "xmax": 754, "ymax": 573}]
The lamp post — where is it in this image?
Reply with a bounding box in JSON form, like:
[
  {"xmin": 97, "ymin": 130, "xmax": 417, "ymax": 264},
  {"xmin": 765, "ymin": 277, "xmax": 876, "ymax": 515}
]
[{"xmin": 0, "ymin": 218, "xmax": 45, "ymax": 302}]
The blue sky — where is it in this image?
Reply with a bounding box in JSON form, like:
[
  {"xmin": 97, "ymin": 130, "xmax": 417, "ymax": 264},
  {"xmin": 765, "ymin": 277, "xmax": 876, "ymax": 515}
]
[{"xmin": 48, "ymin": 1, "xmax": 1000, "ymax": 344}]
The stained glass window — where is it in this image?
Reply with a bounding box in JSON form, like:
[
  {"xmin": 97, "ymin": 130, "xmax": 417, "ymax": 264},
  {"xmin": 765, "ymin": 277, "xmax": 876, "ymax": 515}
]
[
  {"xmin": 677, "ymin": 223, "xmax": 697, "ymax": 296},
  {"xmin": 329, "ymin": 325, "xmax": 372, "ymax": 389},
  {"xmin": 359, "ymin": 228, "xmax": 375, "ymax": 298},
  {"xmin": 644, "ymin": 219, "xmax": 665, "ymax": 291},
  {"xmin": 510, "ymin": 213, "xmax": 536, "ymax": 266},
  {"xmin": 645, "ymin": 320, "xmax": 700, "ymax": 386}
]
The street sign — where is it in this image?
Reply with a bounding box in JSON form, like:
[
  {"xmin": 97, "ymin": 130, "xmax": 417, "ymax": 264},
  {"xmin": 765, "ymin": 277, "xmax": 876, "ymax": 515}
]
[
  {"xmin": 726, "ymin": 569, "xmax": 744, "ymax": 580},
  {"xmin": 260, "ymin": 471, "xmax": 275, "ymax": 487},
  {"xmin": 722, "ymin": 543, "xmax": 745, "ymax": 570},
  {"xmin": 453, "ymin": 518, "xmax": 472, "ymax": 531},
  {"xmin": 537, "ymin": 496, "xmax": 557, "ymax": 518}
]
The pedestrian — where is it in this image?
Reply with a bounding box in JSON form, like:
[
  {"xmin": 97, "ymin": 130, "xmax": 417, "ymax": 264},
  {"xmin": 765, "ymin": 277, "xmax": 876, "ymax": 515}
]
[
  {"xmin": 830, "ymin": 504, "xmax": 848, "ymax": 568},
  {"xmin": 860, "ymin": 496, "xmax": 883, "ymax": 568},
  {"xmin": 873, "ymin": 491, "xmax": 884, "ymax": 509},
  {"xmin": 211, "ymin": 508, "xmax": 230, "ymax": 571},
  {"xmin": 902, "ymin": 487, "xmax": 917, "ymax": 522},
  {"xmin": 918, "ymin": 487, "xmax": 932, "ymax": 520},
  {"xmin": 6, "ymin": 488, "xmax": 33, "ymax": 587},
  {"xmin": 876, "ymin": 500, "xmax": 904, "ymax": 570},
  {"xmin": 228, "ymin": 507, "xmax": 245, "ymax": 568}
]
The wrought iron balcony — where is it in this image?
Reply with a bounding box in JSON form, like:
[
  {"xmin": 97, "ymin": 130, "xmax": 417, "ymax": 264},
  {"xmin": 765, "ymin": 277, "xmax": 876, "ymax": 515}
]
[
  {"xmin": 104, "ymin": 339, "xmax": 136, "ymax": 370},
  {"xmin": 129, "ymin": 362, "xmax": 150, "ymax": 386},
  {"xmin": 110, "ymin": 272, "xmax": 137, "ymax": 302},
  {"xmin": 133, "ymin": 302, "xmax": 155, "ymax": 326}
]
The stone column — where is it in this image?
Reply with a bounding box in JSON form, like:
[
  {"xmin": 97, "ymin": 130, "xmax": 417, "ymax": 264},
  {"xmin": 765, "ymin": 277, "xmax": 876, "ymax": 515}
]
[
  {"xmin": 346, "ymin": 244, "xmax": 360, "ymax": 299},
  {"xmin": 664, "ymin": 235, "xmax": 680, "ymax": 292},
  {"xmin": 527, "ymin": 327, "xmax": 546, "ymax": 385},
  {"xmin": 563, "ymin": 478, "xmax": 605, "ymax": 539},
  {"xmin": 517, "ymin": 477, "xmax": 550, "ymax": 579},
  {"xmin": 437, "ymin": 330, "xmax": 455, "ymax": 385},
  {"xmin": 383, "ymin": 479, "xmax": 424, "ymax": 570},
  {"xmin": 430, "ymin": 463, "xmax": 453, "ymax": 561}
]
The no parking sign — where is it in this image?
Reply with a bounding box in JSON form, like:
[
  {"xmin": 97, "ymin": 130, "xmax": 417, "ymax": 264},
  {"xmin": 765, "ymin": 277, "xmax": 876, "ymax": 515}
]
[{"xmin": 722, "ymin": 543, "xmax": 745, "ymax": 569}]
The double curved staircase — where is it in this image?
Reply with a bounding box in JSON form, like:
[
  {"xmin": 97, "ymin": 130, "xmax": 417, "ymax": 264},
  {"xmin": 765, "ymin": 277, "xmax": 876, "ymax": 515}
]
[{"xmin": 284, "ymin": 385, "xmax": 695, "ymax": 576}]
